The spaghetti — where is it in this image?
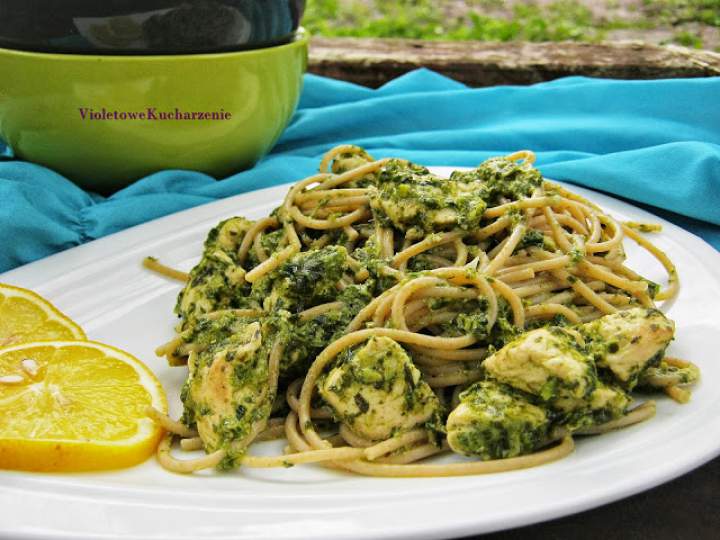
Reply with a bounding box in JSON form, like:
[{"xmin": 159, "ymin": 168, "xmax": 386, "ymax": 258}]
[{"xmin": 146, "ymin": 145, "xmax": 698, "ymax": 476}]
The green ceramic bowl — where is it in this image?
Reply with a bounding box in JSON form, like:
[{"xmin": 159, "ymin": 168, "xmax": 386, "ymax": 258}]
[{"xmin": 0, "ymin": 29, "xmax": 308, "ymax": 192}]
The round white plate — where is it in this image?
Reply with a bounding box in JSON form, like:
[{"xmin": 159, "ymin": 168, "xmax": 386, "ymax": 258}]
[{"xmin": 1, "ymin": 169, "xmax": 719, "ymax": 540}]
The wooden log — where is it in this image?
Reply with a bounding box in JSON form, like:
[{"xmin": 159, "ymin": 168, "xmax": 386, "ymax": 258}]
[{"xmin": 308, "ymin": 37, "xmax": 720, "ymax": 88}]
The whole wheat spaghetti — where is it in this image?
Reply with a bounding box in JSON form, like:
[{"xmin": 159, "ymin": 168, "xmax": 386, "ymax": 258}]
[{"xmin": 146, "ymin": 145, "xmax": 697, "ymax": 476}]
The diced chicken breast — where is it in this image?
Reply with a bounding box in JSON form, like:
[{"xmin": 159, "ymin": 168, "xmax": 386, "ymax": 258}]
[
  {"xmin": 447, "ymin": 381, "xmax": 552, "ymax": 459},
  {"xmin": 176, "ymin": 217, "xmax": 253, "ymax": 325},
  {"xmin": 318, "ymin": 336, "xmax": 440, "ymax": 441},
  {"xmin": 582, "ymin": 308, "xmax": 674, "ymax": 389},
  {"xmin": 483, "ymin": 327, "xmax": 596, "ymax": 410},
  {"xmin": 184, "ymin": 321, "xmax": 273, "ymax": 462}
]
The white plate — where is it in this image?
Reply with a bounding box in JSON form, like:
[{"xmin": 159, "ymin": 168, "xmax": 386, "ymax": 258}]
[{"xmin": 2, "ymin": 169, "xmax": 720, "ymax": 540}]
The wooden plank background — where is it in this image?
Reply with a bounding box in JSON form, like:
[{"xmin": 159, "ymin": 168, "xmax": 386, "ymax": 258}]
[{"xmin": 309, "ymin": 37, "xmax": 720, "ymax": 87}]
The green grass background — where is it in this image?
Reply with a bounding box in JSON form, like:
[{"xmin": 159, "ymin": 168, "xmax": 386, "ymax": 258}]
[{"xmin": 303, "ymin": 0, "xmax": 720, "ymax": 50}]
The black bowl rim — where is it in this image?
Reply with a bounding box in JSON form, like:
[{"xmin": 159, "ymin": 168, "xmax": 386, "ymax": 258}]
[{"xmin": 0, "ymin": 27, "xmax": 308, "ymax": 60}]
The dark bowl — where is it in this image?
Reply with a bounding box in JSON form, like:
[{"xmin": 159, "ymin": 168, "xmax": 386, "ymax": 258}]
[{"xmin": 0, "ymin": 0, "xmax": 305, "ymax": 54}]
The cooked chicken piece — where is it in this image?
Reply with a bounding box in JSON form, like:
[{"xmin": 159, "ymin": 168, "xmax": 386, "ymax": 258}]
[
  {"xmin": 582, "ymin": 308, "xmax": 674, "ymax": 389},
  {"xmin": 480, "ymin": 308, "xmax": 675, "ymax": 432},
  {"xmin": 447, "ymin": 380, "xmax": 552, "ymax": 459},
  {"xmin": 369, "ymin": 160, "xmax": 488, "ymax": 237},
  {"xmin": 330, "ymin": 147, "xmax": 375, "ymax": 182},
  {"xmin": 560, "ymin": 381, "xmax": 631, "ymax": 430},
  {"xmin": 176, "ymin": 217, "xmax": 254, "ymax": 326},
  {"xmin": 483, "ymin": 327, "xmax": 596, "ymax": 411},
  {"xmin": 260, "ymin": 245, "xmax": 349, "ymax": 312},
  {"xmin": 587, "ymin": 383, "xmax": 630, "ymax": 414},
  {"xmin": 183, "ymin": 320, "xmax": 274, "ymax": 468},
  {"xmin": 318, "ymin": 336, "xmax": 441, "ymax": 441}
]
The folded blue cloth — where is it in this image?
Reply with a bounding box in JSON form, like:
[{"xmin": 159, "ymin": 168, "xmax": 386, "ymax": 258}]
[{"xmin": 1, "ymin": 69, "xmax": 719, "ymax": 273}]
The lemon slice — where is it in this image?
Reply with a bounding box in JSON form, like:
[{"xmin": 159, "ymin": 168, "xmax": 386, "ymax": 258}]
[
  {"xmin": 0, "ymin": 283, "xmax": 86, "ymax": 347},
  {"xmin": 0, "ymin": 340, "xmax": 167, "ymax": 471}
]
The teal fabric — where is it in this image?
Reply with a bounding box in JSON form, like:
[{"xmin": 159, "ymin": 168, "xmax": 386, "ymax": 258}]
[{"xmin": 1, "ymin": 69, "xmax": 719, "ymax": 273}]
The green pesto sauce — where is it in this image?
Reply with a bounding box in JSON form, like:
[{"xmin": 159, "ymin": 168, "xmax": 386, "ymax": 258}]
[
  {"xmin": 369, "ymin": 160, "xmax": 488, "ymax": 236},
  {"xmin": 173, "ymin": 150, "xmax": 673, "ymax": 470},
  {"xmin": 448, "ymin": 380, "xmax": 551, "ymax": 460},
  {"xmin": 244, "ymin": 228, "xmax": 286, "ymax": 269},
  {"xmin": 264, "ymin": 283, "xmax": 373, "ymax": 380},
  {"xmin": 554, "ymin": 382, "xmax": 630, "ymax": 431},
  {"xmin": 318, "ymin": 336, "xmax": 443, "ymax": 441},
  {"xmin": 517, "ymin": 229, "xmax": 546, "ymax": 250},
  {"xmin": 449, "ymin": 156, "xmax": 543, "ymax": 206},
  {"xmin": 472, "ymin": 306, "xmax": 678, "ymax": 439},
  {"xmin": 645, "ymin": 279, "xmax": 661, "ymax": 300},
  {"xmin": 486, "ymin": 326, "xmax": 599, "ymax": 408},
  {"xmin": 432, "ymin": 296, "xmax": 520, "ymax": 352},
  {"xmin": 175, "ymin": 217, "xmax": 255, "ymax": 327},
  {"xmin": 638, "ymin": 358, "xmax": 700, "ymax": 389},
  {"xmin": 182, "ymin": 320, "xmax": 274, "ymax": 469},
  {"xmin": 179, "ymin": 312, "xmax": 258, "ymax": 354},
  {"xmin": 580, "ymin": 308, "xmax": 673, "ymax": 390},
  {"xmin": 332, "ymin": 148, "xmax": 377, "ymax": 186},
  {"xmin": 253, "ymin": 245, "xmax": 350, "ymax": 312}
]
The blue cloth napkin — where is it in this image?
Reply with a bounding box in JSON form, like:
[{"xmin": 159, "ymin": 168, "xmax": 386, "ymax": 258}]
[{"xmin": 1, "ymin": 69, "xmax": 719, "ymax": 273}]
